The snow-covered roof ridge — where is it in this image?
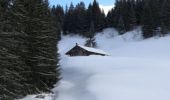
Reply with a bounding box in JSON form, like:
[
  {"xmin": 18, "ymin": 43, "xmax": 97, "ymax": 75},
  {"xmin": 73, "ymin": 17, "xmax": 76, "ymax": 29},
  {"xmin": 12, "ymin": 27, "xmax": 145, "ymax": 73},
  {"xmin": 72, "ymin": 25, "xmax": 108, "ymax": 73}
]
[{"xmin": 77, "ymin": 44, "xmax": 109, "ymax": 55}]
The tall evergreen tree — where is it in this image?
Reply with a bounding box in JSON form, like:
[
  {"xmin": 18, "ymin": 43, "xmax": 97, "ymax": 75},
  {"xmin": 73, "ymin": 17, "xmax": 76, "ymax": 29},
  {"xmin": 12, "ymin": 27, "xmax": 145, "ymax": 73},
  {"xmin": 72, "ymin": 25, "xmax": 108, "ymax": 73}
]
[
  {"xmin": 87, "ymin": 0, "xmax": 105, "ymax": 32},
  {"xmin": 74, "ymin": 2, "xmax": 87, "ymax": 33},
  {"xmin": 127, "ymin": 0, "xmax": 137, "ymax": 30},
  {"xmin": 161, "ymin": 0, "xmax": 170, "ymax": 35},
  {"xmin": 22, "ymin": 0, "xmax": 60, "ymax": 92},
  {"xmin": 0, "ymin": 0, "xmax": 60, "ymax": 99},
  {"xmin": 135, "ymin": 0, "xmax": 144, "ymax": 25},
  {"xmin": 141, "ymin": 0, "xmax": 156, "ymax": 38},
  {"xmin": 85, "ymin": 21, "xmax": 97, "ymax": 47},
  {"xmin": 106, "ymin": 8, "xmax": 117, "ymax": 28},
  {"xmin": 63, "ymin": 3, "xmax": 77, "ymax": 34},
  {"xmin": 0, "ymin": 0, "xmax": 30, "ymax": 99},
  {"xmin": 51, "ymin": 5, "xmax": 64, "ymax": 39}
]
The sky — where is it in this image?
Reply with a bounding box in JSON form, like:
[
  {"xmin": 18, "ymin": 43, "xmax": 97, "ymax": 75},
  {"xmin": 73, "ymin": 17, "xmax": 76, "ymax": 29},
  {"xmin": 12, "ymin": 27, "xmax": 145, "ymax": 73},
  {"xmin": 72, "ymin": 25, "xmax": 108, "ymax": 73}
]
[{"xmin": 49, "ymin": 0, "xmax": 115, "ymax": 7}]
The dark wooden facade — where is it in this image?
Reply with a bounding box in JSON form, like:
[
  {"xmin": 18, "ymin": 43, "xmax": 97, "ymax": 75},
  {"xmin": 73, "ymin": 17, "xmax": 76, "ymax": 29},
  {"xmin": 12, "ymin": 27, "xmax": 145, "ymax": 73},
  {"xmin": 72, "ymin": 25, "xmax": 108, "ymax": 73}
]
[{"xmin": 65, "ymin": 45, "xmax": 106, "ymax": 56}]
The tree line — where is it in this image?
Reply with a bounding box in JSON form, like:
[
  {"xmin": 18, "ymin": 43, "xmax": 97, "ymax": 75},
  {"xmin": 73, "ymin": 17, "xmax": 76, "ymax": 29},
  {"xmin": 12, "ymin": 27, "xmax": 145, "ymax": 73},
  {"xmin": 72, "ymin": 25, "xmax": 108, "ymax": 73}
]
[
  {"xmin": 107, "ymin": 0, "xmax": 170, "ymax": 38},
  {"xmin": 0, "ymin": 0, "xmax": 60, "ymax": 99},
  {"xmin": 52, "ymin": 0, "xmax": 106, "ymax": 38},
  {"xmin": 52, "ymin": 0, "xmax": 170, "ymax": 38}
]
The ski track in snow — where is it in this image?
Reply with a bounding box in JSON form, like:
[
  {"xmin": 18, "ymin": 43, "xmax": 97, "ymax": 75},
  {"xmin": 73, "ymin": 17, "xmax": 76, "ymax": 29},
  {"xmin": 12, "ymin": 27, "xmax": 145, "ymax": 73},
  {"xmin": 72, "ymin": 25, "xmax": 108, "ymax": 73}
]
[{"xmin": 58, "ymin": 67, "xmax": 97, "ymax": 100}]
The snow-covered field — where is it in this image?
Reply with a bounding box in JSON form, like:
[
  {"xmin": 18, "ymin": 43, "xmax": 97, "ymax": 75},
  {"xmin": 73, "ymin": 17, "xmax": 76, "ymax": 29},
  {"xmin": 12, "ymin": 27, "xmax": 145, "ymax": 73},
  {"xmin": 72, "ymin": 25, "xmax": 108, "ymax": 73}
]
[{"xmin": 21, "ymin": 28, "xmax": 170, "ymax": 100}]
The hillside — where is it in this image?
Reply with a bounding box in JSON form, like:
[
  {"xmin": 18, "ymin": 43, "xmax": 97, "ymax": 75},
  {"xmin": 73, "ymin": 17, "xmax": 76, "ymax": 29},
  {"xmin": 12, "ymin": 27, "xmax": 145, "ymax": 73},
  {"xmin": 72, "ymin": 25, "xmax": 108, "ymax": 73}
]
[{"xmin": 21, "ymin": 28, "xmax": 170, "ymax": 100}]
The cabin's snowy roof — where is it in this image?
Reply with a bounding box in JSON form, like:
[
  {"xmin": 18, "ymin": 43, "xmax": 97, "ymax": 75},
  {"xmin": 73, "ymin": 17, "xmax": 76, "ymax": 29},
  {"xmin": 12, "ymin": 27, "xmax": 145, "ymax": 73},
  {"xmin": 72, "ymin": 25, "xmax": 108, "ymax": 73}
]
[{"xmin": 78, "ymin": 44, "xmax": 109, "ymax": 55}]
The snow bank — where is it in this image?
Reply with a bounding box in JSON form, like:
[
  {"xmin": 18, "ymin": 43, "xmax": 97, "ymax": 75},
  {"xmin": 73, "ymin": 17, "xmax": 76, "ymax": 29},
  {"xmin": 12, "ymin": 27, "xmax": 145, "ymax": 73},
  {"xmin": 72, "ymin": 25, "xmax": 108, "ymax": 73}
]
[{"xmin": 19, "ymin": 94, "xmax": 54, "ymax": 100}]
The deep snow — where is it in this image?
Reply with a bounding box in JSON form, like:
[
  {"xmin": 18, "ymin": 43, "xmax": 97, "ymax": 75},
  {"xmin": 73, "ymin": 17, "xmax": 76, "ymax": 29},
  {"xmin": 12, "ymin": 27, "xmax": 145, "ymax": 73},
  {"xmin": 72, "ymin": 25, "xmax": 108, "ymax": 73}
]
[{"xmin": 21, "ymin": 28, "xmax": 170, "ymax": 100}]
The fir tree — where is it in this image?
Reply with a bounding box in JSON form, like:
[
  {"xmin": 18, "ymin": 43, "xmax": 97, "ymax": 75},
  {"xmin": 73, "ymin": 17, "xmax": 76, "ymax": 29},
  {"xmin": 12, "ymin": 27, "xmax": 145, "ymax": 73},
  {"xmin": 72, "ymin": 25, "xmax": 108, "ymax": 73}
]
[
  {"xmin": 161, "ymin": 0, "xmax": 170, "ymax": 35},
  {"xmin": 0, "ymin": 0, "xmax": 30, "ymax": 99},
  {"xmin": 85, "ymin": 21, "xmax": 97, "ymax": 47},
  {"xmin": 0, "ymin": 0, "xmax": 60, "ymax": 99},
  {"xmin": 74, "ymin": 2, "xmax": 87, "ymax": 33},
  {"xmin": 51, "ymin": 5, "xmax": 64, "ymax": 40},
  {"xmin": 141, "ymin": 0, "xmax": 156, "ymax": 38}
]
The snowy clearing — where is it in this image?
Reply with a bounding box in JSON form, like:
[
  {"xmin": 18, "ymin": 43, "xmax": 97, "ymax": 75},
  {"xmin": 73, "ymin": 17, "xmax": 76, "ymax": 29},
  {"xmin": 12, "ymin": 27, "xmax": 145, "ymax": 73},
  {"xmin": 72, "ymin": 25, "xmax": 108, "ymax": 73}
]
[{"xmin": 21, "ymin": 28, "xmax": 170, "ymax": 100}]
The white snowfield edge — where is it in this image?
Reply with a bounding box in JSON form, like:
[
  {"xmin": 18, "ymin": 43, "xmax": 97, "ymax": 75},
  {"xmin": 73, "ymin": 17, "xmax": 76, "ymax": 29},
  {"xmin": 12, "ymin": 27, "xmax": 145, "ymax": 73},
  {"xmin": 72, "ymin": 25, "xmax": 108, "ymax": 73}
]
[{"xmin": 21, "ymin": 28, "xmax": 170, "ymax": 100}]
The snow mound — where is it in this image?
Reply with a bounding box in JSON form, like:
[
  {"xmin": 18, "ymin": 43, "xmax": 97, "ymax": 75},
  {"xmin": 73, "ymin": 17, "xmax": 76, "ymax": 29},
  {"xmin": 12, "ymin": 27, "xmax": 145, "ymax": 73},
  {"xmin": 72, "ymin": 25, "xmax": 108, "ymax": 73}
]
[
  {"xmin": 121, "ymin": 27, "xmax": 143, "ymax": 41},
  {"xmin": 19, "ymin": 93, "xmax": 54, "ymax": 100}
]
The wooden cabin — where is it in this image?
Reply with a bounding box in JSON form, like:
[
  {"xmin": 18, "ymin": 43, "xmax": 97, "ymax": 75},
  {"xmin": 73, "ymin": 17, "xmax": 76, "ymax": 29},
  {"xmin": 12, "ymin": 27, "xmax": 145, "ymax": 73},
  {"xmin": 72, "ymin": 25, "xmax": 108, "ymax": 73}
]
[{"xmin": 65, "ymin": 43, "xmax": 108, "ymax": 56}]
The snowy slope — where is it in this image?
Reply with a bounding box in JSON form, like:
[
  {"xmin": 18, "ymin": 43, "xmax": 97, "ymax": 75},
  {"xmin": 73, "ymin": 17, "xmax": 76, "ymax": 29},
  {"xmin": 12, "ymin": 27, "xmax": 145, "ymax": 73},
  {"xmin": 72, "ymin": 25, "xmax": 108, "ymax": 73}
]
[
  {"xmin": 21, "ymin": 28, "xmax": 170, "ymax": 100},
  {"xmin": 55, "ymin": 28, "xmax": 170, "ymax": 100}
]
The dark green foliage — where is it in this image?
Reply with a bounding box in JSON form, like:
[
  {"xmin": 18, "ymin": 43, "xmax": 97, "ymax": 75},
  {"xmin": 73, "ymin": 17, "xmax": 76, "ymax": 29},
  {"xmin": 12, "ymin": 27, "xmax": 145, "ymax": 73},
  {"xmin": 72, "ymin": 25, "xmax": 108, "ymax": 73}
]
[
  {"xmin": 106, "ymin": 0, "xmax": 170, "ymax": 38},
  {"xmin": 62, "ymin": 0, "xmax": 105, "ymax": 37},
  {"xmin": 141, "ymin": 0, "xmax": 155, "ymax": 38},
  {"xmin": 87, "ymin": 0, "xmax": 106, "ymax": 32},
  {"xmin": 85, "ymin": 21, "xmax": 97, "ymax": 47},
  {"xmin": 51, "ymin": 5, "xmax": 64, "ymax": 40},
  {"xmin": 0, "ymin": 0, "xmax": 60, "ymax": 99},
  {"xmin": 106, "ymin": 8, "xmax": 117, "ymax": 28},
  {"xmin": 74, "ymin": 2, "xmax": 88, "ymax": 33},
  {"xmin": 161, "ymin": 0, "xmax": 170, "ymax": 35},
  {"xmin": 63, "ymin": 3, "xmax": 77, "ymax": 34},
  {"xmin": 50, "ymin": 0, "xmax": 170, "ymax": 38}
]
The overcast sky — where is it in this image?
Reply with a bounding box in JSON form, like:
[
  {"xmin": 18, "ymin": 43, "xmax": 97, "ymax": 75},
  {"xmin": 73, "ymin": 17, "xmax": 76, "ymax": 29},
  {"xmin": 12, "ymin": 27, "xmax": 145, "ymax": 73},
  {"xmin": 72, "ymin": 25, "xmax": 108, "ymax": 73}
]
[{"xmin": 49, "ymin": 0, "xmax": 115, "ymax": 7}]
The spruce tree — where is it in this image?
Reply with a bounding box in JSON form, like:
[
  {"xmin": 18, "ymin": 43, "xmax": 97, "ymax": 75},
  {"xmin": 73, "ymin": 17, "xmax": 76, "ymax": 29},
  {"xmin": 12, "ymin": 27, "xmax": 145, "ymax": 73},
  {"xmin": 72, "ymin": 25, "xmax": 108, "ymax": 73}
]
[
  {"xmin": 74, "ymin": 2, "xmax": 87, "ymax": 34},
  {"xmin": 51, "ymin": 5, "xmax": 64, "ymax": 40},
  {"xmin": 161, "ymin": 0, "xmax": 170, "ymax": 35},
  {"xmin": 63, "ymin": 3, "xmax": 77, "ymax": 34},
  {"xmin": 0, "ymin": 0, "xmax": 30, "ymax": 99},
  {"xmin": 135, "ymin": 0, "xmax": 144, "ymax": 25},
  {"xmin": 85, "ymin": 21, "xmax": 97, "ymax": 47},
  {"xmin": 23, "ymin": 0, "xmax": 60, "ymax": 92},
  {"xmin": 106, "ymin": 8, "xmax": 117, "ymax": 28},
  {"xmin": 127, "ymin": 0, "xmax": 137, "ymax": 30},
  {"xmin": 141, "ymin": 0, "xmax": 155, "ymax": 38},
  {"xmin": 0, "ymin": 0, "xmax": 60, "ymax": 99}
]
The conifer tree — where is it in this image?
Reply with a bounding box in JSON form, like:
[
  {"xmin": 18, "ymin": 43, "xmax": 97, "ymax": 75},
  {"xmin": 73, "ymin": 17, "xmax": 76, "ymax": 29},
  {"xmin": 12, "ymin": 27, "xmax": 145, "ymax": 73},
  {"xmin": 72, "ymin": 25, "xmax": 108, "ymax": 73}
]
[
  {"xmin": 141, "ymin": 0, "xmax": 156, "ymax": 38},
  {"xmin": 23, "ymin": 0, "xmax": 60, "ymax": 92},
  {"xmin": 106, "ymin": 8, "xmax": 117, "ymax": 28},
  {"xmin": 161, "ymin": 0, "xmax": 170, "ymax": 35},
  {"xmin": 74, "ymin": 2, "xmax": 87, "ymax": 33},
  {"xmin": 0, "ymin": 0, "xmax": 30, "ymax": 99},
  {"xmin": 0, "ymin": 0, "xmax": 60, "ymax": 99},
  {"xmin": 51, "ymin": 5, "xmax": 64, "ymax": 39},
  {"xmin": 63, "ymin": 3, "xmax": 77, "ymax": 34},
  {"xmin": 85, "ymin": 21, "xmax": 97, "ymax": 47}
]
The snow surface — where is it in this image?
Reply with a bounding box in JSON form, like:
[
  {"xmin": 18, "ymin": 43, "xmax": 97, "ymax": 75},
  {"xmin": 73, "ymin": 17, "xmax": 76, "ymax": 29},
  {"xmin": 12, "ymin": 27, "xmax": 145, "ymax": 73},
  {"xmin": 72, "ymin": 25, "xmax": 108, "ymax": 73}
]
[
  {"xmin": 21, "ymin": 28, "xmax": 170, "ymax": 100},
  {"xmin": 77, "ymin": 44, "xmax": 109, "ymax": 55},
  {"xmin": 19, "ymin": 94, "xmax": 54, "ymax": 100}
]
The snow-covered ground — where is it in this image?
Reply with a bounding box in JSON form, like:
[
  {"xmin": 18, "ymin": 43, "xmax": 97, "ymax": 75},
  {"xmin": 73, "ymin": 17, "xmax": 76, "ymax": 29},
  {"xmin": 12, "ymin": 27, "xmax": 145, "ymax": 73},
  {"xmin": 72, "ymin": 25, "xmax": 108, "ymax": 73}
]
[{"xmin": 21, "ymin": 28, "xmax": 170, "ymax": 100}]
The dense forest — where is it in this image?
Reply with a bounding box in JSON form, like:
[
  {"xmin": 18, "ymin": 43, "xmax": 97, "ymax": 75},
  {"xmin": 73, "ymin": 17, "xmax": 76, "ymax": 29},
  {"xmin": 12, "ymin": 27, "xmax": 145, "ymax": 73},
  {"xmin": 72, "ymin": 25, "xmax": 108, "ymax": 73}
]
[
  {"xmin": 0, "ymin": 0, "xmax": 60, "ymax": 99},
  {"xmin": 1, "ymin": 0, "xmax": 170, "ymax": 99},
  {"xmin": 52, "ymin": 0, "xmax": 170, "ymax": 38}
]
